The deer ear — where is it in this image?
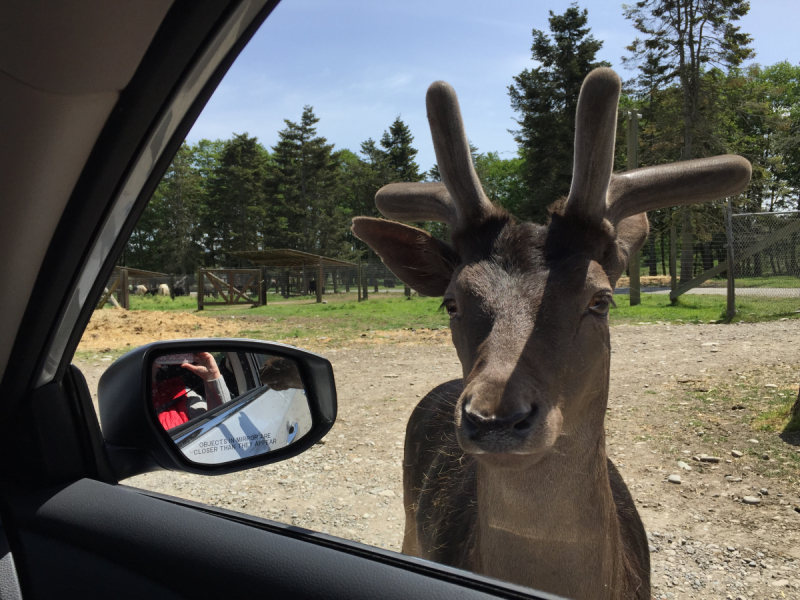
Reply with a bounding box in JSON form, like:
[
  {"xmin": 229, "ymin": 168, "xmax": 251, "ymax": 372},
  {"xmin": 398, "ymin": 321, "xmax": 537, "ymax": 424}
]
[
  {"xmin": 604, "ymin": 213, "xmax": 649, "ymax": 288},
  {"xmin": 351, "ymin": 217, "xmax": 458, "ymax": 297}
]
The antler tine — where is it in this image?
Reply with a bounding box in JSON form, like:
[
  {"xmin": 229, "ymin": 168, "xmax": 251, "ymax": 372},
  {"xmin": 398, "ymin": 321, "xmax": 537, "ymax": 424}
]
[
  {"xmin": 375, "ymin": 182, "xmax": 456, "ymax": 224},
  {"xmin": 607, "ymin": 155, "xmax": 752, "ymax": 224},
  {"xmin": 426, "ymin": 81, "xmax": 494, "ymax": 230},
  {"xmin": 566, "ymin": 68, "xmax": 621, "ymax": 223}
]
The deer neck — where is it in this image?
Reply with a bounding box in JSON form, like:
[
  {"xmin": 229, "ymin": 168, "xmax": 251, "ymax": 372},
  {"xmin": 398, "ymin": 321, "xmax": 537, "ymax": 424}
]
[{"xmin": 474, "ymin": 411, "xmax": 624, "ymax": 600}]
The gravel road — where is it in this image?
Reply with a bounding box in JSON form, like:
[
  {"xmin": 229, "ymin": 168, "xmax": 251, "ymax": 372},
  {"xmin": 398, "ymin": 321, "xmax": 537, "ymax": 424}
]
[{"xmin": 76, "ymin": 318, "xmax": 800, "ymax": 600}]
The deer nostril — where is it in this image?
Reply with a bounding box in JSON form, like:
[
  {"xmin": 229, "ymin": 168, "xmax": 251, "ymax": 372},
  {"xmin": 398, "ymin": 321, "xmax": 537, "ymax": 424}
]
[
  {"xmin": 512, "ymin": 406, "xmax": 538, "ymax": 433},
  {"xmin": 462, "ymin": 404, "xmax": 537, "ymax": 436},
  {"xmin": 462, "ymin": 404, "xmax": 481, "ymax": 433}
]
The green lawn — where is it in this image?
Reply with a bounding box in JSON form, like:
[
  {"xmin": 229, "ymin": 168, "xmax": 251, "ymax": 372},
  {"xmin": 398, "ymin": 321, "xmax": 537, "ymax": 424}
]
[{"xmin": 119, "ymin": 290, "xmax": 800, "ymax": 345}]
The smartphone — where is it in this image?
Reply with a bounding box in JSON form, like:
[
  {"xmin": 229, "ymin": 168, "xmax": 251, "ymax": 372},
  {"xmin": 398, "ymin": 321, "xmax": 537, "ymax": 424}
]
[{"xmin": 154, "ymin": 353, "xmax": 195, "ymax": 365}]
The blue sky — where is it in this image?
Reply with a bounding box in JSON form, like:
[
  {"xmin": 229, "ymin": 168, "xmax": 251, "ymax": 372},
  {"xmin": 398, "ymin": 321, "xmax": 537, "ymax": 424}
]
[{"xmin": 188, "ymin": 0, "xmax": 798, "ymax": 172}]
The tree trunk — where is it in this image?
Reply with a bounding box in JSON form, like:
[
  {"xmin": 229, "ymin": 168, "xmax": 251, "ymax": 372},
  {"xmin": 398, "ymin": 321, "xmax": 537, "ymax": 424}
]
[{"xmin": 680, "ymin": 208, "xmax": 694, "ymax": 283}]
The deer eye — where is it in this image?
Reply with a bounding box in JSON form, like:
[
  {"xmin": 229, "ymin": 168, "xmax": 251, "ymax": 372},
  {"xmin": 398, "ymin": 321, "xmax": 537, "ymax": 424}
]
[
  {"xmin": 442, "ymin": 299, "xmax": 458, "ymax": 318},
  {"xmin": 588, "ymin": 294, "xmax": 613, "ymax": 316}
]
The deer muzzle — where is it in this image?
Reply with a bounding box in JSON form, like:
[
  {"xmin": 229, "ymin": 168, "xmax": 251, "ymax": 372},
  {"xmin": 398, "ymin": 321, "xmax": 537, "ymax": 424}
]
[{"xmin": 456, "ymin": 375, "xmax": 559, "ymax": 459}]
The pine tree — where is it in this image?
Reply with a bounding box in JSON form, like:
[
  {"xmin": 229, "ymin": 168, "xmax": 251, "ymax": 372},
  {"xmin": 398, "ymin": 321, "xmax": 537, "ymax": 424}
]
[
  {"xmin": 271, "ymin": 106, "xmax": 347, "ymax": 256},
  {"xmin": 508, "ymin": 4, "xmax": 609, "ymax": 222},
  {"xmin": 124, "ymin": 142, "xmax": 204, "ymax": 272},
  {"xmin": 203, "ymin": 133, "xmax": 270, "ymax": 266},
  {"xmin": 153, "ymin": 143, "xmax": 204, "ymax": 272},
  {"xmin": 379, "ymin": 117, "xmax": 422, "ymax": 182}
]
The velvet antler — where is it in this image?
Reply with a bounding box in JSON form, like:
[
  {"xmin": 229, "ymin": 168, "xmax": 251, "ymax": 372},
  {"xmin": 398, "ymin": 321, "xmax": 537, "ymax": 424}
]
[
  {"xmin": 565, "ymin": 67, "xmax": 620, "ymax": 224},
  {"xmin": 564, "ymin": 67, "xmax": 751, "ymax": 226},
  {"xmin": 606, "ymin": 156, "xmax": 751, "ymax": 224},
  {"xmin": 373, "ymin": 81, "xmax": 496, "ymax": 231}
]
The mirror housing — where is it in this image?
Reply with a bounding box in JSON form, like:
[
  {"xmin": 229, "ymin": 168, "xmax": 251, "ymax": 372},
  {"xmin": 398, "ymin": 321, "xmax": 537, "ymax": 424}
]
[{"xmin": 98, "ymin": 339, "xmax": 336, "ymax": 480}]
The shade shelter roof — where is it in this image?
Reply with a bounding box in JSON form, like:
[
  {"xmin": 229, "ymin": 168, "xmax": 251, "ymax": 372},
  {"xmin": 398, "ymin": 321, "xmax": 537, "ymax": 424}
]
[
  {"xmin": 229, "ymin": 249, "xmax": 355, "ymax": 268},
  {"xmin": 112, "ymin": 267, "xmax": 169, "ymax": 278}
]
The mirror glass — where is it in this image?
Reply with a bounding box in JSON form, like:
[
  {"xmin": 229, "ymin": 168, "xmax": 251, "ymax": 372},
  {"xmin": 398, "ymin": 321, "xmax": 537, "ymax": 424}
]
[{"xmin": 150, "ymin": 350, "xmax": 312, "ymax": 464}]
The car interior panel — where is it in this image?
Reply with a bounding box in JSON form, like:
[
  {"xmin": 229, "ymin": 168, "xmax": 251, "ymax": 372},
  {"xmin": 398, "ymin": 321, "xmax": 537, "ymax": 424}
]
[{"xmin": 0, "ymin": 1, "xmax": 558, "ymax": 599}]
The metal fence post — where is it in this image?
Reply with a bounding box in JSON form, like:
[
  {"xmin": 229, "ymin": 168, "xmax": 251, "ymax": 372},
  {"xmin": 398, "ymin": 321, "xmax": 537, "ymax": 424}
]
[
  {"xmin": 316, "ymin": 260, "xmax": 323, "ymax": 303},
  {"xmin": 197, "ymin": 269, "xmax": 204, "ymax": 311},
  {"xmin": 625, "ymin": 110, "xmax": 642, "ymax": 306},
  {"xmin": 669, "ymin": 225, "xmax": 677, "ymax": 305},
  {"xmin": 362, "ymin": 260, "xmax": 368, "ymax": 301},
  {"xmin": 357, "ymin": 259, "xmax": 361, "ymax": 301},
  {"xmin": 725, "ymin": 199, "xmax": 736, "ymax": 319}
]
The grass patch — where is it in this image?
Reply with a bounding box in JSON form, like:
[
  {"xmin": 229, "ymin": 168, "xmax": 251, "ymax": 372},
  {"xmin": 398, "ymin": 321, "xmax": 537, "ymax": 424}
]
[
  {"xmin": 200, "ymin": 295, "xmax": 449, "ymax": 346},
  {"xmin": 609, "ymin": 294, "xmax": 725, "ymax": 324},
  {"xmin": 120, "ymin": 295, "xmax": 197, "ymax": 311},
  {"xmin": 752, "ymin": 388, "xmax": 800, "ymax": 433},
  {"xmin": 107, "ymin": 290, "xmax": 798, "ymax": 350},
  {"xmin": 610, "ymin": 293, "xmax": 800, "ymax": 324}
]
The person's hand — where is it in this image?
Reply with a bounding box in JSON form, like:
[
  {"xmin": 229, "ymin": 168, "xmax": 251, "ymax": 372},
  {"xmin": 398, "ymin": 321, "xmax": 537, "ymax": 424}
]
[{"xmin": 181, "ymin": 352, "xmax": 221, "ymax": 381}]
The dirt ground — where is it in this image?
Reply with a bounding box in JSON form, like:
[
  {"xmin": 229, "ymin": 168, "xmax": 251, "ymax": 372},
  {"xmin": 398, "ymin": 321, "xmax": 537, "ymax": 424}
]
[
  {"xmin": 75, "ymin": 314, "xmax": 800, "ymax": 600},
  {"xmin": 77, "ymin": 309, "xmax": 242, "ymax": 351}
]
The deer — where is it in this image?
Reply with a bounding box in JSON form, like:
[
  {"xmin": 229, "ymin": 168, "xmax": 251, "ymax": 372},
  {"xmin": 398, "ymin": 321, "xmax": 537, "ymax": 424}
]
[{"xmin": 351, "ymin": 67, "xmax": 751, "ymax": 600}]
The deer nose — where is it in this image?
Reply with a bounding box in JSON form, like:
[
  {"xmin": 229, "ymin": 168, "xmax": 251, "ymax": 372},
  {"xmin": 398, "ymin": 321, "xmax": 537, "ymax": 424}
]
[{"xmin": 462, "ymin": 403, "xmax": 538, "ymax": 438}]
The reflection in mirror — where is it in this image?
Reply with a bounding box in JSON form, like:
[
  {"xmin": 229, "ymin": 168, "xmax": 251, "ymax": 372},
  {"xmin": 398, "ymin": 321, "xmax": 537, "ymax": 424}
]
[{"xmin": 150, "ymin": 350, "xmax": 312, "ymax": 465}]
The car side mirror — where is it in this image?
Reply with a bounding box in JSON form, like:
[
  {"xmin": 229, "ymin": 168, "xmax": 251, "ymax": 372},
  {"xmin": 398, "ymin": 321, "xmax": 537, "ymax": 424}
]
[{"xmin": 98, "ymin": 339, "xmax": 337, "ymax": 480}]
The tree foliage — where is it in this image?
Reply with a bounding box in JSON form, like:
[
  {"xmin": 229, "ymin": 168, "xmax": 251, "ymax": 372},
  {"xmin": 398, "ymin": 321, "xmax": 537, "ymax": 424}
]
[
  {"xmin": 123, "ymin": 14, "xmax": 797, "ymax": 278},
  {"xmin": 508, "ymin": 3, "xmax": 609, "ymax": 222},
  {"xmin": 623, "ymin": 0, "xmax": 754, "ymax": 161}
]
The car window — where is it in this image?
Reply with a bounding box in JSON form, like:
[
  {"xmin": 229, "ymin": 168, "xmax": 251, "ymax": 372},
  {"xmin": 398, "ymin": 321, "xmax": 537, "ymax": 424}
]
[{"xmin": 75, "ymin": 2, "xmax": 800, "ymax": 599}]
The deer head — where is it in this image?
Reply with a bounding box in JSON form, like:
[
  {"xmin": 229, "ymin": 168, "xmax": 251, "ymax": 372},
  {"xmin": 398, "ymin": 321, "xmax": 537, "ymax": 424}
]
[{"xmin": 352, "ymin": 68, "xmax": 750, "ymax": 467}]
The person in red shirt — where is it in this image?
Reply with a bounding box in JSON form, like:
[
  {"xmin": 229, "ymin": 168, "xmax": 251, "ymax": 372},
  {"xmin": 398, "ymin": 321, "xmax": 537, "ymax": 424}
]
[{"xmin": 152, "ymin": 352, "xmax": 231, "ymax": 430}]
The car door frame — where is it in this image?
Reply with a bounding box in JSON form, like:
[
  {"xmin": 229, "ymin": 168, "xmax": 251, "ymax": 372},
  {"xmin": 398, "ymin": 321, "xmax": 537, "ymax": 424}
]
[{"xmin": 0, "ymin": 2, "xmax": 559, "ymax": 598}]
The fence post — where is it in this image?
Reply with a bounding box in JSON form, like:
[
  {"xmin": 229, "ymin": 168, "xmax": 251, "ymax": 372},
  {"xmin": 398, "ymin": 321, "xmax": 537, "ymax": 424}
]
[
  {"xmin": 120, "ymin": 269, "xmax": 129, "ymax": 310},
  {"xmin": 405, "ymin": 284, "xmax": 411, "ymax": 299},
  {"xmin": 725, "ymin": 198, "xmax": 736, "ymax": 319},
  {"xmin": 357, "ymin": 258, "xmax": 362, "ymax": 302},
  {"xmin": 260, "ymin": 266, "xmax": 267, "ymax": 306},
  {"xmin": 626, "ymin": 110, "xmax": 642, "ymax": 306},
  {"xmin": 316, "ymin": 260, "xmax": 323, "ymax": 303},
  {"xmin": 669, "ymin": 225, "xmax": 677, "ymax": 305},
  {"xmin": 362, "ymin": 261, "xmax": 368, "ymax": 301},
  {"xmin": 629, "ymin": 252, "xmax": 641, "ymax": 306},
  {"xmin": 197, "ymin": 269, "xmax": 204, "ymax": 311}
]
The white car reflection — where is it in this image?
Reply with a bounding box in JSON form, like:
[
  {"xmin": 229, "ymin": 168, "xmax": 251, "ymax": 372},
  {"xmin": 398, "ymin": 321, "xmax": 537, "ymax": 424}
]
[{"xmin": 172, "ymin": 384, "xmax": 312, "ymax": 465}]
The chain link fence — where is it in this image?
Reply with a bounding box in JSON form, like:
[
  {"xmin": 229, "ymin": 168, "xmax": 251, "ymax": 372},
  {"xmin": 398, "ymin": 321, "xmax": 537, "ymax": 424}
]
[
  {"xmin": 730, "ymin": 211, "xmax": 800, "ymax": 317},
  {"xmin": 612, "ymin": 208, "xmax": 800, "ymax": 319},
  {"xmin": 621, "ymin": 213, "xmax": 729, "ymax": 288}
]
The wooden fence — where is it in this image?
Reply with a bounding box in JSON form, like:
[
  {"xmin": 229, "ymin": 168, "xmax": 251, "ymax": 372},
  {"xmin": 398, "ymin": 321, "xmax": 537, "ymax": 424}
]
[{"xmin": 197, "ymin": 269, "xmax": 262, "ymax": 309}]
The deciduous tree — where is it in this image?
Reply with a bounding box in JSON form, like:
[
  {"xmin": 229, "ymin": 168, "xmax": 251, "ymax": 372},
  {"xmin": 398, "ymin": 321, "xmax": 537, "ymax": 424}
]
[{"xmin": 623, "ymin": 0, "xmax": 754, "ymax": 281}]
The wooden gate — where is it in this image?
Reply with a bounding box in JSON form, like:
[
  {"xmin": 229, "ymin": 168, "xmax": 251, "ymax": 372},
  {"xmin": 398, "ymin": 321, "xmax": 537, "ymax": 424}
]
[{"xmin": 198, "ymin": 269, "xmax": 262, "ymax": 309}]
